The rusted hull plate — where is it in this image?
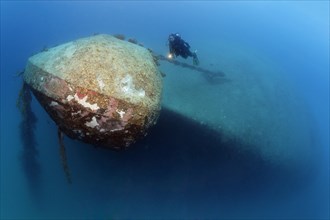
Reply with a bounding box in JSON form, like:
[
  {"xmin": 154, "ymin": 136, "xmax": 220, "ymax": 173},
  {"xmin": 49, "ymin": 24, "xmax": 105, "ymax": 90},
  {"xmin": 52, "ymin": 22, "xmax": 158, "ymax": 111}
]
[
  {"xmin": 23, "ymin": 34, "xmax": 162, "ymax": 150},
  {"xmin": 30, "ymin": 72, "xmax": 154, "ymax": 150}
]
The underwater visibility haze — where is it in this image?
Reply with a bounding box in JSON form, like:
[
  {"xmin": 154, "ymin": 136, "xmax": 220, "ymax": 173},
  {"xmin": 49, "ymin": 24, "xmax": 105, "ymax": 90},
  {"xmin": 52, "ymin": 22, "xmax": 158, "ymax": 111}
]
[{"xmin": 1, "ymin": 1, "xmax": 329, "ymax": 219}]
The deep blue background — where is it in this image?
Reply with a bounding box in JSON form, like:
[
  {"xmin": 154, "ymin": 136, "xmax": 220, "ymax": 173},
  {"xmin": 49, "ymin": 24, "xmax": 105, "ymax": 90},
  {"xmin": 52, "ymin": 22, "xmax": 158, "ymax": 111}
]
[{"xmin": 1, "ymin": 1, "xmax": 329, "ymax": 219}]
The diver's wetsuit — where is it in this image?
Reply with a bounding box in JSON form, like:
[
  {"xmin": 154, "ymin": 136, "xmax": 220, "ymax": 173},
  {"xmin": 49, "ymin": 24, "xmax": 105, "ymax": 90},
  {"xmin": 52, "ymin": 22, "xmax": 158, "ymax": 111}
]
[{"xmin": 168, "ymin": 33, "xmax": 199, "ymax": 65}]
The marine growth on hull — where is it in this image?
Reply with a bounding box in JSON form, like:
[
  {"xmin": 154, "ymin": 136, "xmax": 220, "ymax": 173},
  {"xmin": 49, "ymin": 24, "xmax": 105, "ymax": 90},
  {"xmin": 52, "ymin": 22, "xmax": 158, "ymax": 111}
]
[{"xmin": 23, "ymin": 34, "xmax": 163, "ymax": 150}]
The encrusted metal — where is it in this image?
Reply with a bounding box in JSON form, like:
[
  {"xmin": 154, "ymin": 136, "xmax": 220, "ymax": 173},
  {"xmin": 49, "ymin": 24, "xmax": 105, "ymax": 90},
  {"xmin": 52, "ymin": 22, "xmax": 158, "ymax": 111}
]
[{"xmin": 24, "ymin": 34, "xmax": 162, "ymax": 150}]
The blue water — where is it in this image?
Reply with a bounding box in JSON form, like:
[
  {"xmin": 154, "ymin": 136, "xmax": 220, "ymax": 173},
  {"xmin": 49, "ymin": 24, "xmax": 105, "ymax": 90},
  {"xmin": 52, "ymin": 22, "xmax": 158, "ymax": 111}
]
[{"xmin": 1, "ymin": 1, "xmax": 329, "ymax": 219}]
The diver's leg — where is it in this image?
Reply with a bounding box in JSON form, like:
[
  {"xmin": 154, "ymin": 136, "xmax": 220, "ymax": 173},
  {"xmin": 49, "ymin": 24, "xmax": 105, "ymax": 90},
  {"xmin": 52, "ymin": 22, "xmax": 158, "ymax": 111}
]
[{"xmin": 192, "ymin": 50, "xmax": 199, "ymax": 66}]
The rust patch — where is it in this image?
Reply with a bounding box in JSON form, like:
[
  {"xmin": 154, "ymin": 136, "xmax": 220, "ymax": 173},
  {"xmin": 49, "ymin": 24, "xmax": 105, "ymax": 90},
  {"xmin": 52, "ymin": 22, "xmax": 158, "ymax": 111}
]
[{"xmin": 30, "ymin": 86, "xmax": 148, "ymax": 150}]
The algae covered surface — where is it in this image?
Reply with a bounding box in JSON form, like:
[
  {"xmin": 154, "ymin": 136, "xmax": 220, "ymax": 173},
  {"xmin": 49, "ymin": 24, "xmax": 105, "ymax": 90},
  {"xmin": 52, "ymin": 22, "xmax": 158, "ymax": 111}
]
[{"xmin": 23, "ymin": 34, "xmax": 163, "ymax": 149}]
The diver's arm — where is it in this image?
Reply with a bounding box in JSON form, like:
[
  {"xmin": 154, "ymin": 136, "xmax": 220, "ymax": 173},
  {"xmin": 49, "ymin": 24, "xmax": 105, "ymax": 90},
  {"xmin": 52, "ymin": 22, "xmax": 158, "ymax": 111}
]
[
  {"xmin": 168, "ymin": 44, "xmax": 175, "ymax": 59},
  {"xmin": 169, "ymin": 42, "xmax": 174, "ymax": 54},
  {"xmin": 183, "ymin": 41, "xmax": 190, "ymax": 49}
]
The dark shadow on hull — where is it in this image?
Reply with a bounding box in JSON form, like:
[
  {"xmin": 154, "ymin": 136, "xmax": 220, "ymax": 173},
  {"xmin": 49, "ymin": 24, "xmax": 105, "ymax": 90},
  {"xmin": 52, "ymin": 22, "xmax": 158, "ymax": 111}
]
[{"xmin": 67, "ymin": 106, "xmax": 321, "ymax": 218}]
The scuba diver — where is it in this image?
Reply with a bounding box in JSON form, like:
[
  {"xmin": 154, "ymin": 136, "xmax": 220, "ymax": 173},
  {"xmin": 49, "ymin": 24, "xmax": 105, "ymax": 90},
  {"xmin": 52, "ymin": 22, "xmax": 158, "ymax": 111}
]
[{"xmin": 168, "ymin": 33, "xmax": 199, "ymax": 66}]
